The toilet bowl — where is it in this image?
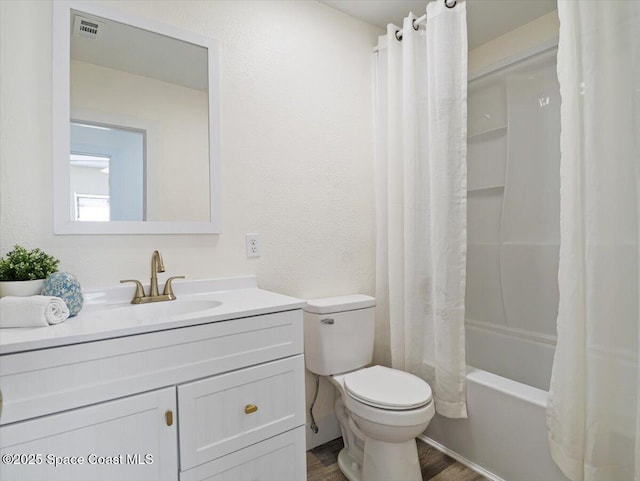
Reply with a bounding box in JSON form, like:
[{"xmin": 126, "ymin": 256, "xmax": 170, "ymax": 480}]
[
  {"xmin": 330, "ymin": 366, "xmax": 434, "ymax": 481},
  {"xmin": 303, "ymin": 296, "xmax": 435, "ymax": 481}
]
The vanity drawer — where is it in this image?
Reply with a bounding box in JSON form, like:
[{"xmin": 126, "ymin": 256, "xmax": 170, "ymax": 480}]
[
  {"xmin": 0, "ymin": 310, "xmax": 303, "ymax": 425},
  {"xmin": 179, "ymin": 426, "xmax": 306, "ymax": 481},
  {"xmin": 177, "ymin": 355, "xmax": 305, "ymax": 470}
]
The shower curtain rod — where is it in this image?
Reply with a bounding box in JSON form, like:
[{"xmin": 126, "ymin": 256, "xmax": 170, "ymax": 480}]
[
  {"xmin": 371, "ymin": 0, "xmax": 457, "ymax": 52},
  {"xmin": 396, "ymin": 0, "xmax": 456, "ymax": 40}
]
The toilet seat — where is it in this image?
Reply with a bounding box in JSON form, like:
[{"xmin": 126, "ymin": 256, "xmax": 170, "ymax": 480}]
[{"xmin": 343, "ymin": 366, "xmax": 432, "ymax": 411}]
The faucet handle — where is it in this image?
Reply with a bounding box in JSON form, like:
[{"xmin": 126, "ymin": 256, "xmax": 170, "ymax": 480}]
[
  {"xmin": 163, "ymin": 276, "xmax": 185, "ymax": 299},
  {"xmin": 120, "ymin": 279, "xmax": 146, "ymax": 303}
]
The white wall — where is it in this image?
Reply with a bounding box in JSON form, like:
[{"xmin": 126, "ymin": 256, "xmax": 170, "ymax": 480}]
[
  {"xmin": 1, "ymin": 0, "xmax": 380, "ymax": 293},
  {"xmin": 0, "ymin": 0, "xmax": 381, "ymax": 449},
  {"xmin": 469, "ymin": 11, "xmax": 559, "ymax": 73}
]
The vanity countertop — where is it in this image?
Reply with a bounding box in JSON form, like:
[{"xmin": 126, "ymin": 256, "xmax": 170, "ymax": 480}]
[{"xmin": 0, "ymin": 276, "xmax": 306, "ymax": 355}]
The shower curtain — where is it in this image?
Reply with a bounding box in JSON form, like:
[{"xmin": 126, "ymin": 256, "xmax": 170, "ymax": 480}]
[
  {"xmin": 373, "ymin": 0, "xmax": 468, "ymax": 418},
  {"xmin": 547, "ymin": 1, "xmax": 640, "ymax": 480}
]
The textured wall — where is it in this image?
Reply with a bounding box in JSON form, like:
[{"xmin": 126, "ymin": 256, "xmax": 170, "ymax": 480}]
[
  {"xmin": 469, "ymin": 11, "xmax": 559, "ymax": 73},
  {"xmin": 0, "ymin": 0, "xmax": 379, "ymax": 295},
  {"xmin": 0, "ymin": 0, "xmax": 381, "ymax": 448}
]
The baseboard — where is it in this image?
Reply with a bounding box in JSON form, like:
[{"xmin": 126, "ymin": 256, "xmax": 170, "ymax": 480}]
[
  {"xmin": 306, "ymin": 413, "xmax": 342, "ymax": 450},
  {"xmin": 419, "ymin": 434, "xmax": 505, "ymax": 481}
]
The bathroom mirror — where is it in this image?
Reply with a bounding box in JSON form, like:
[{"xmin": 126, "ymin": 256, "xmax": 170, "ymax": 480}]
[{"xmin": 52, "ymin": 1, "xmax": 221, "ymax": 234}]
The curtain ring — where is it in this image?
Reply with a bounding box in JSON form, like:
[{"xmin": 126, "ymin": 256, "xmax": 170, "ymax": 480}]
[
  {"xmin": 412, "ymin": 18, "xmax": 420, "ymax": 31},
  {"xmin": 395, "ymin": 29, "xmax": 402, "ymax": 41},
  {"xmin": 445, "ymin": 0, "xmax": 456, "ymax": 8}
]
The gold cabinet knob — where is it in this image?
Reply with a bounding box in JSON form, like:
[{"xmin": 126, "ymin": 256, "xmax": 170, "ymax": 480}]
[
  {"xmin": 244, "ymin": 404, "xmax": 258, "ymax": 414},
  {"xmin": 165, "ymin": 410, "xmax": 173, "ymax": 426}
]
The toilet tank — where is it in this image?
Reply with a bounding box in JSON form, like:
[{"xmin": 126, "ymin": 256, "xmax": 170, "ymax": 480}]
[{"xmin": 303, "ymin": 295, "xmax": 376, "ymax": 376}]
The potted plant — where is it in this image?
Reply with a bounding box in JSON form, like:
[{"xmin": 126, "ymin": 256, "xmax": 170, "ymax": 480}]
[{"xmin": 0, "ymin": 245, "xmax": 60, "ymax": 297}]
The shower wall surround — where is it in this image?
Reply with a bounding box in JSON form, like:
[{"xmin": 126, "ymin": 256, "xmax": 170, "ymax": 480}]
[
  {"xmin": 465, "ymin": 47, "xmax": 560, "ymax": 391},
  {"xmin": 425, "ymin": 14, "xmax": 565, "ymax": 481}
]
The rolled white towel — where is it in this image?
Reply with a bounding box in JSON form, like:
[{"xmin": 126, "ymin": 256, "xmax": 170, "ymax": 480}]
[{"xmin": 0, "ymin": 295, "xmax": 70, "ymax": 328}]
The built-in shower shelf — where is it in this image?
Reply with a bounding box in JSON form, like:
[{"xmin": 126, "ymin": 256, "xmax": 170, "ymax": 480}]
[
  {"xmin": 468, "ymin": 124, "xmax": 507, "ymax": 139},
  {"xmin": 467, "ymin": 184, "xmax": 505, "ymax": 193}
]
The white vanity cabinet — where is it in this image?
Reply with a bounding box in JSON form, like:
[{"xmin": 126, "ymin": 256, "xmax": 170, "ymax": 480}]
[{"xmin": 0, "ymin": 299, "xmax": 307, "ymax": 481}]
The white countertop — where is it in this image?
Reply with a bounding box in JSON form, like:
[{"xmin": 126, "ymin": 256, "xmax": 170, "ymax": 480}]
[{"xmin": 0, "ymin": 276, "xmax": 306, "ymax": 355}]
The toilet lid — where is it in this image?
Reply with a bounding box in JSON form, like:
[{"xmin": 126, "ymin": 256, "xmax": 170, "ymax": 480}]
[{"xmin": 344, "ymin": 366, "xmax": 432, "ymax": 410}]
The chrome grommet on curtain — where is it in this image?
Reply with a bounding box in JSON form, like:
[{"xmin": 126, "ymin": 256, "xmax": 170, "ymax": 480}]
[
  {"xmin": 395, "ymin": 29, "xmax": 402, "ymax": 41},
  {"xmin": 444, "ymin": 0, "xmax": 457, "ymax": 8},
  {"xmin": 412, "ymin": 18, "xmax": 420, "ymax": 30}
]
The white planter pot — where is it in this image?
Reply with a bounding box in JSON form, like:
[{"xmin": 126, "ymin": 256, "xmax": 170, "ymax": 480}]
[{"xmin": 0, "ymin": 279, "xmax": 45, "ymax": 297}]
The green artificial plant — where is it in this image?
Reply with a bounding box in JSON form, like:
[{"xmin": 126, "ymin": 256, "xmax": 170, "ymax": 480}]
[{"xmin": 0, "ymin": 245, "xmax": 60, "ymax": 281}]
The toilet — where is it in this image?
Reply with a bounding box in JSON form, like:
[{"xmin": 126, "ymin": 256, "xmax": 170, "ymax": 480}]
[{"xmin": 304, "ymin": 295, "xmax": 435, "ymax": 481}]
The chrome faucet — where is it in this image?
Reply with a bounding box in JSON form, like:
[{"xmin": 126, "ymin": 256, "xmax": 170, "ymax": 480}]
[{"xmin": 121, "ymin": 250, "xmax": 185, "ymax": 304}]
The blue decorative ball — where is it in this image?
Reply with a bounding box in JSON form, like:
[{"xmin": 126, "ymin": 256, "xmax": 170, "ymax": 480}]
[{"xmin": 42, "ymin": 272, "xmax": 84, "ymax": 317}]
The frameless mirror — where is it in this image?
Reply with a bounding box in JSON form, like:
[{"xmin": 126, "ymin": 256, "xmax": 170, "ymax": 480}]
[{"xmin": 53, "ymin": 1, "xmax": 221, "ymax": 234}]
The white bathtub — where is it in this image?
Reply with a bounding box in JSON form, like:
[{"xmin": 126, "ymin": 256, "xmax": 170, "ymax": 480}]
[
  {"xmin": 422, "ymin": 368, "xmax": 569, "ymax": 481},
  {"xmin": 465, "ymin": 320, "xmax": 556, "ymax": 392}
]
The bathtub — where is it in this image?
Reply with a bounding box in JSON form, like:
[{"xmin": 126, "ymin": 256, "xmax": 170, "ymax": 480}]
[{"xmin": 422, "ymin": 368, "xmax": 569, "ymax": 481}]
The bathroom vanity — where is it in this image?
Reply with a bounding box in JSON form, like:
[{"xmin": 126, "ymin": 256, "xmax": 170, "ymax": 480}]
[{"xmin": 0, "ymin": 277, "xmax": 307, "ymax": 481}]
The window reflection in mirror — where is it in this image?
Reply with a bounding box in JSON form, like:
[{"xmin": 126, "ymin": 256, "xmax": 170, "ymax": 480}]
[{"xmin": 70, "ymin": 122, "xmax": 145, "ymax": 222}]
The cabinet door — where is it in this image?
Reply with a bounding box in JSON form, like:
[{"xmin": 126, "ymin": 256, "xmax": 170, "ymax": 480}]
[
  {"xmin": 178, "ymin": 355, "xmax": 305, "ymax": 470},
  {"xmin": 0, "ymin": 387, "xmax": 177, "ymax": 481},
  {"xmin": 180, "ymin": 426, "xmax": 306, "ymax": 481}
]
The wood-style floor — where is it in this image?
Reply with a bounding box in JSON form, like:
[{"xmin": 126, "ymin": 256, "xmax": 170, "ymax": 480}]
[{"xmin": 307, "ymin": 437, "xmax": 488, "ymax": 481}]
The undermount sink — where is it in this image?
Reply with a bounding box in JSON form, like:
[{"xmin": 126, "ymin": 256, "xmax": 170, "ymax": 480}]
[{"xmin": 94, "ymin": 299, "xmax": 222, "ymax": 324}]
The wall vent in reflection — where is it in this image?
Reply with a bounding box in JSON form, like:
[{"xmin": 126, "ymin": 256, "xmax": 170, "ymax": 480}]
[{"xmin": 73, "ymin": 15, "xmax": 103, "ymax": 40}]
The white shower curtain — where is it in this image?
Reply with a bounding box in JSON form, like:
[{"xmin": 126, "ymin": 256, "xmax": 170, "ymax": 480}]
[
  {"xmin": 547, "ymin": 1, "xmax": 640, "ymax": 480},
  {"xmin": 373, "ymin": 0, "xmax": 468, "ymax": 418}
]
